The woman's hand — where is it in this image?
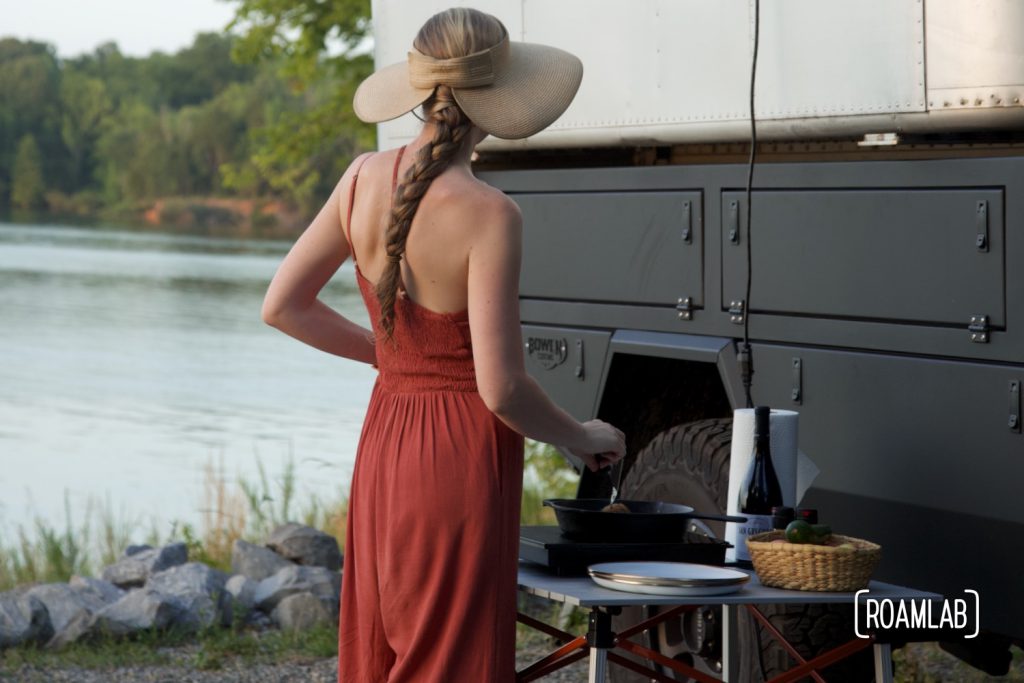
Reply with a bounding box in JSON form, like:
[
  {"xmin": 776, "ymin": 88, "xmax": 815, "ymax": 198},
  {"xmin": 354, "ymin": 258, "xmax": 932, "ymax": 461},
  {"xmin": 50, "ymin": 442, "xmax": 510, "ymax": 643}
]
[{"xmin": 570, "ymin": 420, "xmax": 626, "ymax": 472}]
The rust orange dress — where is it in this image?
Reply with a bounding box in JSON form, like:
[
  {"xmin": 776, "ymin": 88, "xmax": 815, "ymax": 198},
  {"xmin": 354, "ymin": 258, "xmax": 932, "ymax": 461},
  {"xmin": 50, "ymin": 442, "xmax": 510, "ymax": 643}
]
[{"xmin": 337, "ymin": 148, "xmax": 525, "ymax": 682}]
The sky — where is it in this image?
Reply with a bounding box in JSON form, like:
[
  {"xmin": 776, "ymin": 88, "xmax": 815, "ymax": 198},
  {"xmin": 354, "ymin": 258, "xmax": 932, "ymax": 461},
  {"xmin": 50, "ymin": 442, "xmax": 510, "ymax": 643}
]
[{"xmin": 1, "ymin": 0, "xmax": 238, "ymax": 58}]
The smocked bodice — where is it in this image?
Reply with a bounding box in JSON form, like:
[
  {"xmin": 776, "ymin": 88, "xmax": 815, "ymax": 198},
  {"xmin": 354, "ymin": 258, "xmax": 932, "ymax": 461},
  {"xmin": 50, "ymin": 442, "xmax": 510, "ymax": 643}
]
[{"xmin": 356, "ymin": 267, "xmax": 477, "ymax": 394}]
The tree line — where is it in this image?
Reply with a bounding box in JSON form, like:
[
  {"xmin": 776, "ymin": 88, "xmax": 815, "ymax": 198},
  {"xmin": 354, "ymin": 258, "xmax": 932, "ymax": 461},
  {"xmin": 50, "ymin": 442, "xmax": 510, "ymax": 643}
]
[{"xmin": 0, "ymin": 0, "xmax": 373, "ymax": 227}]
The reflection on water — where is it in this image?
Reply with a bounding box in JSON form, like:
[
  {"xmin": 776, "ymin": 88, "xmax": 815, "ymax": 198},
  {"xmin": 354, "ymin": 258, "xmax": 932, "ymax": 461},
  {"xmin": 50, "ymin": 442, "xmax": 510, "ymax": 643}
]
[{"xmin": 0, "ymin": 222, "xmax": 376, "ymax": 533}]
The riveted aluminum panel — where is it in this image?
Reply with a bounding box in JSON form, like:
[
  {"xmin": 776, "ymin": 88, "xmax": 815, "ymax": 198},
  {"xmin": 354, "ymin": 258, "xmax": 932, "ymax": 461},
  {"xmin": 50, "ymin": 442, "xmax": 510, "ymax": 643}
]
[
  {"xmin": 512, "ymin": 191, "xmax": 703, "ymax": 307},
  {"xmin": 926, "ymin": 0, "xmax": 1024, "ymax": 111},
  {"xmin": 521, "ymin": 325, "xmax": 611, "ymax": 421},
  {"xmin": 721, "ymin": 189, "xmax": 1005, "ymax": 328}
]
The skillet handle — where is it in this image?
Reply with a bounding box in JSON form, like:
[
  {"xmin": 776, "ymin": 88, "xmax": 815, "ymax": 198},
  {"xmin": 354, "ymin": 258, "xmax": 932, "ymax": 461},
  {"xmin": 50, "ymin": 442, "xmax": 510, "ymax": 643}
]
[{"xmin": 688, "ymin": 512, "xmax": 749, "ymax": 524}]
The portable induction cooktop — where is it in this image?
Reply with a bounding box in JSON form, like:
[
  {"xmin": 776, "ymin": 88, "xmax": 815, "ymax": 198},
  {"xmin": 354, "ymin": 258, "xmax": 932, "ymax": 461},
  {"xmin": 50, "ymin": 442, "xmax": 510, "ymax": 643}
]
[{"xmin": 519, "ymin": 526, "xmax": 730, "ymax": 576}]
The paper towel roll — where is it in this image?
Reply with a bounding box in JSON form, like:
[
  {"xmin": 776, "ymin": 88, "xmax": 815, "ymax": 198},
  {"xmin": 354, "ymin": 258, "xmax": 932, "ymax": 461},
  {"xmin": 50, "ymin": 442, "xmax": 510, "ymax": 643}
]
[{"xmin": 724, "ymin": 408, "xmax": 818, "ymax": 562}]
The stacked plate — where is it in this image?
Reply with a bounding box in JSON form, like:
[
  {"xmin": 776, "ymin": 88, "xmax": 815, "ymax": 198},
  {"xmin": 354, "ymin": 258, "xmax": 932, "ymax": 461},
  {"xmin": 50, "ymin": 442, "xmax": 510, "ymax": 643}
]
[{"xmin": 588, "ymin": 561, "xmax": 750, "ymax": 596}]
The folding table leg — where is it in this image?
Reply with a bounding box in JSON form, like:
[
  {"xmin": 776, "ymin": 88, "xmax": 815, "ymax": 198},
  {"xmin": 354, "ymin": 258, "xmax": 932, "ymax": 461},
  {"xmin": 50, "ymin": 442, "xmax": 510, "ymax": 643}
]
[
  {"xmin": 873, "ymin": 643, "xmax": 894, "ymax": 683},
  {"xmin": 585, "ymin": 607, "xmax": 619, "ymax": 683},
  {"xmin": 721, "ymin": 604, "xmax": 741, "ymax": 682},
  {"xmin": 589, "ymin": 647, "xmax": 609, "ymax": 683}
]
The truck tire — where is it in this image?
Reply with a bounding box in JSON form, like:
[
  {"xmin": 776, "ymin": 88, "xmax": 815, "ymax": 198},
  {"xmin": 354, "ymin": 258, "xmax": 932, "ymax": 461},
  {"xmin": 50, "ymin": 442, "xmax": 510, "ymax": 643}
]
[{"xmin": 608, "ymin": 418, "xmax": 875, "ymax": 683}]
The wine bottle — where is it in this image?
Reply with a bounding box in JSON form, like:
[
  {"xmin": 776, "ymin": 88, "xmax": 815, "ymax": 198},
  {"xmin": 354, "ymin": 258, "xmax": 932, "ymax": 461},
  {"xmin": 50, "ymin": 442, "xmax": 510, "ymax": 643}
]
[{"xmin": 735, "ymin": 405, "xmax": 784, "ymax": 563}]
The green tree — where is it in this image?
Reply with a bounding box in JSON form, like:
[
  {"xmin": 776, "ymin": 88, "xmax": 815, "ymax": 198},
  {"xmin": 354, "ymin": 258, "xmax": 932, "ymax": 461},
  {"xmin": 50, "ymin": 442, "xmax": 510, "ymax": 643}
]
[
  {"xmin": 0, "ymin": 39, "xmax": 64, "ymax": 202},
  {"xmin": 144, "ymin": 33, "xmax": 256, "ymax": 109},
  {"xmin": 59, "ymin": 70, "xmax": 112, "ymax": 188},
  {"xmin": 11, "ymin": 134, "xmax": 45, "ymax": 209},
  {"xmin": 225, "ymin": 0, "xmax": 374, "ymax": 210},
  {"xmin": 95, "ymin": 101, "xmax": 178, "ymax": 202}
]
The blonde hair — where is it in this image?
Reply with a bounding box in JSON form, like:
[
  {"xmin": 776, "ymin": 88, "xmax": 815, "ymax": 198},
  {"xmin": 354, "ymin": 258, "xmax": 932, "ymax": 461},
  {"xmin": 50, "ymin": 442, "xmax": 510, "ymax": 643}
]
[{"xmin": 375, "ymin": 8, "xmax": 505, "ymax": 341}]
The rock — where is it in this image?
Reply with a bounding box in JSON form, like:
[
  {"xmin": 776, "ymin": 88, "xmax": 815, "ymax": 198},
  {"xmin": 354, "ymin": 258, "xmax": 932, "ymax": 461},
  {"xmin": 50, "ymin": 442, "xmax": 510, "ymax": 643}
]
[
  {"xmin": 87, "ymin": 588, "xmax": 186, "ymax": 638},
  {"xmin": 0, "ymin": 592, "xmax": 54, "ymax": 649},
  {"xmin": 69, "ymin": 575, "xmax": 124, "ymax": 605},
  {"xmin": 25, "ymin": 584, "xmax": 94, "ymax": 634},
  {"xmin": 271, "ymin": 591, "xmax": 333, "ymax": 632},
  {"xmin": 46, "ymin": 609, "xmax": 93, "ymax": 649},
  {"xmin": 147, "ymin": 562, "xmax": 230, "ymax": 629},
  {"xmin": 266, "ymin": 523, "xmax": 342, "ymax": 571},
  {"xmin": 253, "ymin": 565, "xmax": 341, "ymax": 616},
  {"xmin": 125, "ymin": 544, "xmax": 153, "ymax": 556},
  {"xmin": 225, "ymin": 574, "xmax": 257, "ymax": 613},
  {"xmin": 101, "ymin": 542, "xmax": 188, "ymax": 588},
  {"xmin": 25, "ymin": 580, "xmax": 123, "ymax": 649},
  {"xmin": 231, "ymin": 539, "xmax": 293, "ymax": 580},
  {"xmin": 246, "ymin": 609, "xmax": 273, "ymax": 630}
]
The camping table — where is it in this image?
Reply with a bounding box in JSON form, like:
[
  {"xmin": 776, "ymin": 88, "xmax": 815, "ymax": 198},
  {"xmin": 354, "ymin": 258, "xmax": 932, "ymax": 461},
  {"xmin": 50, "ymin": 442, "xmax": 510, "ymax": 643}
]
[{"xmin": 516, "ymin": 562, "xmax": 941, "ymax": 683}]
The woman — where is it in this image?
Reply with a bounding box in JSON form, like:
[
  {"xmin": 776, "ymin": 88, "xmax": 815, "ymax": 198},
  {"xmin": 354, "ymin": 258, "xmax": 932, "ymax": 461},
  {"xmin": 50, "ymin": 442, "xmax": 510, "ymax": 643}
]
[{"xmin": 262, "ymin": 8, "xmax": 626, "ymax": 681}]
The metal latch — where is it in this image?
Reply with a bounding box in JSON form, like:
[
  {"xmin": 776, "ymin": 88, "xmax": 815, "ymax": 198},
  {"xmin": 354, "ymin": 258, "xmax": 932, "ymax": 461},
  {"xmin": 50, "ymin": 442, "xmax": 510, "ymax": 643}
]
[
  {"xmin": 728, "ymin": 200, "xmax": 740, "ymax": 244},
  {"xmin": 969, "ymin": 315, "xmax": 990, "ymax": 343},
  {"xmin": 681, "ymin": 201, "xmax": 692, "ymax": 243},
  {"xmin": 857, "ymin": 132, "xmax": 900, "ymax": 147},
  {"xmin": 791, "ymin": 357, "xmax": 803, "ymax": 404},
  {"xmin": 676, "ymin": 297, "xmax": 693, "ymax": 321},
  {"xmin": 1010, "ymin": 380, "xmax": 1021, "ymax": 433},
  {"xmin": 729, "ymin": 300, "xmax": 745, "ymax": 325},
  {"xmin": 976, "ymin": 201, "xmax": 989, "ymax": 252},
  {"xmin": 574, "ymin": 339, "xmax": 584, "ymax": 380}
]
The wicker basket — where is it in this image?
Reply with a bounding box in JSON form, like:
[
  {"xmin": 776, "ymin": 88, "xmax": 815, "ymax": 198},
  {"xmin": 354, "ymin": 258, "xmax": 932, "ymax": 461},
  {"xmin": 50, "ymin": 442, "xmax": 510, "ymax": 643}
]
[{"xmin": 746, "ymin": 531, "xmax": 881, "ymax": 592}]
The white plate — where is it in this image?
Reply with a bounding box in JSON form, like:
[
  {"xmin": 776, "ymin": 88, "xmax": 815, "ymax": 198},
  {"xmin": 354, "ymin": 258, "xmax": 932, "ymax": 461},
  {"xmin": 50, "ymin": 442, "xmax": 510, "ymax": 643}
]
[
  {"xmin": 590, "ymin": 574, "xmax": 748, "ymax": 597},
  {"xmin": 587, "ymin": 562, "xmax": 750, "ymax": 593}
]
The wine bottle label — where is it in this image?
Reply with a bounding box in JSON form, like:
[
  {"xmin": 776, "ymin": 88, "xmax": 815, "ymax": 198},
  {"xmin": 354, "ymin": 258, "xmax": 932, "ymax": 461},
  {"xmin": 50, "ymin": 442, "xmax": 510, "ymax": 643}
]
[{"xmin": 734, "ymin": 513, "xmax": 774, "ymax": 562}]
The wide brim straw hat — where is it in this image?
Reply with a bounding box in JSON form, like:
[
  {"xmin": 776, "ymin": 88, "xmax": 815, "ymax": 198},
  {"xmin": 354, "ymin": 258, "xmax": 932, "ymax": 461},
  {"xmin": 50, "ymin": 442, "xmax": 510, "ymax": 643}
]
[{"xmin": 353, "ymin": 28, "xmax": 583, "ymax": 140}]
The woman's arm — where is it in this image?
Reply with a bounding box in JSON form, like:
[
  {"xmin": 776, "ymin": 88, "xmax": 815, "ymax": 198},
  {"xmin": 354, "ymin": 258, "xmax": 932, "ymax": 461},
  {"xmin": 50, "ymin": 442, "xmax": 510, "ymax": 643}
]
[
  {"xmin": 467, "ymin": 198, "xmax": 625, "ymax": 470},
  {"xmin": 261, "ymin": 156, "xmax": 376, "ymax": 365}
]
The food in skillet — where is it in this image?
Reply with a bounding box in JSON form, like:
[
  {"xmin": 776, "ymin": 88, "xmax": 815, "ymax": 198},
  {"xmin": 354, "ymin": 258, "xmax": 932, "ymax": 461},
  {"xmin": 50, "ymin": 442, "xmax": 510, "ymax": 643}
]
[{"xmin": 601, "ymin": 502, "xmax": 631, "ymax": 513}]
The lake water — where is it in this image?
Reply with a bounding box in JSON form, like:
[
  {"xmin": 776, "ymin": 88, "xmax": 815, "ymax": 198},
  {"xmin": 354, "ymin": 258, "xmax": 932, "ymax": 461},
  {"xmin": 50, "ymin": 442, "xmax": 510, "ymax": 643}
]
[{"xmin": 0, "ymin": 222, "xmax": 376, "ymax": 537}]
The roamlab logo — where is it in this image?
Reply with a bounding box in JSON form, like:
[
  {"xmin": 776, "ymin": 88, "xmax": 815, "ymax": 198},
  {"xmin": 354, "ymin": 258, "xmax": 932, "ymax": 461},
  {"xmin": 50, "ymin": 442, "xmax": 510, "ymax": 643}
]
[{"xmin": 854, "ymin": 589, "xmax": 980, "ymax": 639}]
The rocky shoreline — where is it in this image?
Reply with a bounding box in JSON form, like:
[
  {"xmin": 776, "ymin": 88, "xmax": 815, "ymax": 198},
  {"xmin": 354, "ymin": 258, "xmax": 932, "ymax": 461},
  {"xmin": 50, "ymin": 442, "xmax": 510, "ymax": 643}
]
[
  {"xmin": 1, "ymin": 523, "xmax": 342, "ymax": 651},
  {"xmin": 1, "ymin": 523, "xmax": 593, "ymax": 681}
]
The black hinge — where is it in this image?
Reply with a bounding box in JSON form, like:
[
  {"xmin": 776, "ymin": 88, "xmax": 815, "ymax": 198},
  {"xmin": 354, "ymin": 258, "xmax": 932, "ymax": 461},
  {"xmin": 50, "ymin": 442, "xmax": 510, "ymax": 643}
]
[
  {"xmin": 676, "ymin": 297, "xmax": 693, "ymax": 321},
  {"xmin": 728, "ymin": 200, "xmax": 740, "ymax": 244},
  {"xmin": 969, "ymin": 315, "xmax": 990, "ymax": 343},
  {"xmin": 729, "ymin": 300, "xmax": 745, "ymax": 324},
  {"xmin": 791, "ymin": 357, "xmax": 803, "ymax": 404},
  {"xmin": 976, "ymin": 201, "xmax": 989, "ymax": 252},
  {"xmin": 1010, "ymin": 380, "xmax": 1021, "ymax": 433},
  {"xmin": 574, "ymin": 339, "xmax": 584, "ymax": 380}
]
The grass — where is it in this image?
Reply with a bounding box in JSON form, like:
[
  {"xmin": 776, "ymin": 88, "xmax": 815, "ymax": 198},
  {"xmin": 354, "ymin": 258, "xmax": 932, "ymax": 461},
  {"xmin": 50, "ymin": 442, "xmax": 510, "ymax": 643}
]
[
  {"xmin": 0, "ymin": 623, "xmax": 340, "ymax": 676},
  {"xmin": 0, "ymin": 493, "xmax": 137, "ymax": 591}
]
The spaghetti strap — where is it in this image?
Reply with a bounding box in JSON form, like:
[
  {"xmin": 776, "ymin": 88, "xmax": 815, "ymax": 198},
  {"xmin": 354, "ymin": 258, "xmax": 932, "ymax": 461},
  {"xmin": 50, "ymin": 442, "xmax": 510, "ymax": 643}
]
[
  {"xmin": 344, "ymin": 153, "xmax": 373, "ymax": 261},
  {"xmin": 391, "ymin": 145, "xmax": 407, "ymax": 196},
  {"xmin": 345, "ymin": 147, "xmax": 407, "ymax": 263}
]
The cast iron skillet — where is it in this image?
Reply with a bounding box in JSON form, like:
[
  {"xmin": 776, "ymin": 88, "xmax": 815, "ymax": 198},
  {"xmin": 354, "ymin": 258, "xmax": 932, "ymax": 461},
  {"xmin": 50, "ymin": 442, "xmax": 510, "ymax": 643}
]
[{"xmin": 543, "ymin": 498, "xmax": 748, "ymax": 542}]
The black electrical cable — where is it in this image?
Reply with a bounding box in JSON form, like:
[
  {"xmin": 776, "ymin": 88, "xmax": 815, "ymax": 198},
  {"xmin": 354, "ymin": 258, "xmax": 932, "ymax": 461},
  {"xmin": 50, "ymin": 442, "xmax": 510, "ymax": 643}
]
[
  {"xmin": 739, "ymin": 0, "xmax": 759, "ymax": 411},
  {"xmin": 744, "ymin": 1, "xmax": 769, "ymax": 679}
]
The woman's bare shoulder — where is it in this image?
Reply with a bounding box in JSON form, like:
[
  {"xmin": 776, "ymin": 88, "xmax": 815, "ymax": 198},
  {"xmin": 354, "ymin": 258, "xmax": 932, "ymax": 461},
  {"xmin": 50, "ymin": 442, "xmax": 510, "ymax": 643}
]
[{"xmin": 440, "ymin": 174, "xmax": 521, "ymax": 226}]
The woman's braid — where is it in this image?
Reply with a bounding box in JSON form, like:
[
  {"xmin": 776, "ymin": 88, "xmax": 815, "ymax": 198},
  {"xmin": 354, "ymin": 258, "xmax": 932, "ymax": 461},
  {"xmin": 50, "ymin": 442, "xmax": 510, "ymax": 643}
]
[{"xmin": 376, "ymin": 86, "xmax": 471, "ymax": 341}]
